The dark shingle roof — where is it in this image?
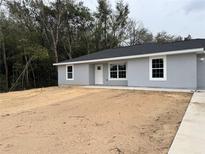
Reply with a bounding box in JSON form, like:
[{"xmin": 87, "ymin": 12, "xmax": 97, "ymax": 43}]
[{"xmin": 59, "ymin": 39, "xmax": 205, "ymax": 63}]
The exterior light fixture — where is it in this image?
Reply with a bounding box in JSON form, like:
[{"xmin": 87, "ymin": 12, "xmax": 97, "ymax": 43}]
[{"xmin": 200, "ymin": 57, "xmax": 205, "ymax": 61}]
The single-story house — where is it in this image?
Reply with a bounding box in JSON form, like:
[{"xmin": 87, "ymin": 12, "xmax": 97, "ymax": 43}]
[{"xmin": 53, "ymin": 39, "xmax": 205, "ymax": 90}]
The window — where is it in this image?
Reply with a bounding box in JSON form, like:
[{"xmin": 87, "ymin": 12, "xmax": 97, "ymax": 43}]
[
  {"xmin": 118, "ymin": 64, "xmax": 126, "ymax": 78},
  {"xmin": 97, "ymin": 66, "xmax": 101, "ymax": 70},
  {"xmin": 66, "ymin": 65, "xmax": 74, "ymax": 80},
  {"xmin": 149, "ymin": 56, "xmax": 166, "ymax": 81},
  {"xmin": 109, "ymin": 63, "xmax": 126, "ymax": 80},
  {"xmin": 110, "ymin": 64, "xmax": 118, "ymax": 78}
]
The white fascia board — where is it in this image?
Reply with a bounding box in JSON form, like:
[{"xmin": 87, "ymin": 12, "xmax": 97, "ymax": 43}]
[{"xmin": 53, "ymin": 48, "xmax": 204, "ymax": 66}]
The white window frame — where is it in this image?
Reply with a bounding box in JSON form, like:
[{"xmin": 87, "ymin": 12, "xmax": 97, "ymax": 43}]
[
  {"xmin": 66, "ymin": 65, "xmax": 74, "ymax": 80},
  {"xmin": 108, "ymin": 62, "xmax": 127, "ymax": 80},
  {"xmin": 149, "ymin": 56, "xmax": 167, "ymax": 81}
]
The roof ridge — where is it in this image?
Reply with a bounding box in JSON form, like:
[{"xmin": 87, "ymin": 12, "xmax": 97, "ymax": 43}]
[{"xmin": 110, "ymin": 39, "xmax": 205, "ymax": 50}]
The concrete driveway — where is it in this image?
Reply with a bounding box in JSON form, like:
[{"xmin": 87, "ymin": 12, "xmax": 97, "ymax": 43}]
[{"xmin": 169, "ymin": 91, "xmax": 205, "ymax": 154}]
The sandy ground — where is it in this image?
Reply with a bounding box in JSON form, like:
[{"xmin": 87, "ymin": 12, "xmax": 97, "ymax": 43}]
[{"xmin": 0, "ymin": 87, "xmax": 191, "ymax": 154}]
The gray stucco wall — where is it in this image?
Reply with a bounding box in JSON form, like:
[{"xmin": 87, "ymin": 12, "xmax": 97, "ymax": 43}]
[
  {"xmin": 58, "ymin": 64, "xmax": 90, "ymax": 86},
  {"xmin": 197, "ymin": 54, "xmax": 205, "ymax": 89},
  {"xmin": 127, "ymin": 53, "xmax": 197, "ymax": 89},
  {"xmin": 89, "ymin": 64, "xmax": 95, "ymax": 85}
]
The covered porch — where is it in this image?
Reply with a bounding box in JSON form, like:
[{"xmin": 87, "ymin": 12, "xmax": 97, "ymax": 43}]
[{"xmin": 88, "ymin": 62, "xmax": 128, "ymax": 86}]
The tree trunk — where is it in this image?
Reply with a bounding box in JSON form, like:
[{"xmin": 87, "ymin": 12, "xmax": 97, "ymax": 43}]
[
  {"xmin": 53, "ymin": 45, "xmax": 58, "ymax": 63},
  {"xmin": 95, "ymin": 34, "xmax": 99, "ymax": 51},
  {"xmin": 83, "ymin": 32, "xmax": 90, "ymax": 54},
  {"xmin": 9, "ymin": 57, "xmax": 33, "ymax": 91},
  {"xmin": 2, "ymin": 38, "xmax": 8, "ymax": 91},
  {"xmin": 53, "ymin": 2, "xmax": 61, "ymax": 63},
  {"xmin": 50, "ymin": 29, "xmax": 59, "ymax": 63},
  {"xmin": 30, "ymin": 63, "xmax": 36, "ymax": 88},
  {"xmin": 24, "ymin": 55, "xmax": 30, "ymax": 88},
  {"xmin": 67, "ymin": 37, "xmax": 72, "ymax": 59},
  {"xmin": 86, "ymin": 41, "xmax": 90, "ymax": 55},
  {"xmin": 104, "ymin": 18, "xmax": 107, "ymax": 48}
]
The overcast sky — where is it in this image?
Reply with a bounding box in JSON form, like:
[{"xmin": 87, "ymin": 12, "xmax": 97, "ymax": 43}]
[{"xmin": 83, "ymin": 0, "xmax": 205, "ymax": 38}]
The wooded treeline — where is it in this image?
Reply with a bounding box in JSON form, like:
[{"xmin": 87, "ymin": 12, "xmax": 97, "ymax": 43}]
[{"xmin": 0, "ymin": 0, "xmax": 190, "ymax": 92}]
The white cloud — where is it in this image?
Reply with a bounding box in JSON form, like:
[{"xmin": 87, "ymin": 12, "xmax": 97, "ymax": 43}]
[{"xmin": 184, "ymin": 0, "xmax": 205, "ymax": 14}]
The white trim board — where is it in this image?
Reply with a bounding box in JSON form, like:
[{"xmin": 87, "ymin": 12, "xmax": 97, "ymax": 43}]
[
  {"xmin": 66, "ymin": 64, "xmax": 74, "ymax": 80},
  {"xmin": 149, "ymin": 56, "xmax": 167, "ymax": 81},
  {"xmin": 54, "ymin": 48, "xmax": 204, "ymax": 66},
  {"xmin": 108, "ymin": 62, "xmax": 127, "ymax": 81}
]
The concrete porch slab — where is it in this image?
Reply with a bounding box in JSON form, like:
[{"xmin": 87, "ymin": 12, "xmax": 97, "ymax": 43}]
[
  {"xmin": 82, "ymin": 85, "xmax": 194, "ymax": 93},
  {"xmin": 169, "ymin": 92, "xmax": 205, "ymax": 154}
]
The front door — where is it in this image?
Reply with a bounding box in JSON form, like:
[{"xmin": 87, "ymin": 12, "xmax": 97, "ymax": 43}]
[{"xmin": 95, "ymin": 64, "xmax": 103, "ymax": 85}]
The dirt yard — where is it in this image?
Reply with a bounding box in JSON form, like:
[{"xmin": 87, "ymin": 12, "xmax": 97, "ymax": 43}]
[{"xmin": 0, "ymin": 87, "xmax": 191, "ymax": 154}]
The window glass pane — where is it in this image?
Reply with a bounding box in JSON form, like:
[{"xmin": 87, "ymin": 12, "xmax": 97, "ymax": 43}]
[
  {"xmin": 159, "ymin": 69, "xmax": 164, "ymax": 77},
  {"xmin": 118, "ymin": 64, "xmax": 126, "ymax": 71},
  {"xmin": 152, "ymin": 69, "xmax": 158, "ymax": 78},
  {"xmin": 159, "ymin": 61, "xmax": 163, "ymax": 68},
  {"xmin": 110, "ymin": 64, "xmax": 117, "ymax": 71},
  {"xmin": 152, "ymin": 58, "xmax": 163, "ymax": 68},
  {"xmin": 97, "ymin": 66, "xmax": 101, "ymax": 70},
  {"xmin": 152, "ymin": 58, "xmax": 164, "ymax": 79},
  {"xmin": 67, "ymin": 66, "xmax": 72, "ymax": 72},
  {"xmin": 152, "ymin": 69, "xmax": 156, "ymax": 78},
  {"xmin": 110, "ymin": 72, "xmax": 117, "ymax": 78},
  {"xmin": 152, "ymin": 69, "xmax": 164, "ymax": 78},
  {"xmin": 67, "ymin": 73, "xmax": 73, "ymax": 79},
  {"xmin": 119, "ymin": 71, "xmax": 126, "ymax": 78}
]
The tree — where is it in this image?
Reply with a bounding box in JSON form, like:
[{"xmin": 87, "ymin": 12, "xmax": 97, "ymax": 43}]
[
  {"xmin": 35, "ymin": 0, "xmax": 63, "ymax": 63},
  {"xmin": 154, "ymin": 31, "xmax": 182, "ymax": 43},
  {"xmin": 2, "ymin": 0, "xmax": 50, "ymax": 91},
  {"xmin": 0, "ymin": 1, "xmax": 8, "ymax": 90},
  {"xmin": 110, "ymin": 0, "xmax": 129, "ymax": 47},
  {"xmin": 1, "ymin": 0, "xmax": 97, "ymax": 91},
  {"xmin": 94, "ymin": 0, "xmax": 112, "ymax": 50},
  {"xmin": 60, "ymin": 1, "xmax": 94, "ymax": 59},
  {"xmin": 184, "ymin": 34, "xmax": 192, "ymax": 41},
  {"xmin": 127, "ymin": 21, "xmax": 153, "ymax": 45},
  {"xmin": 8, "ymin": 0, "xmax": 66, "ymax": 63}
]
